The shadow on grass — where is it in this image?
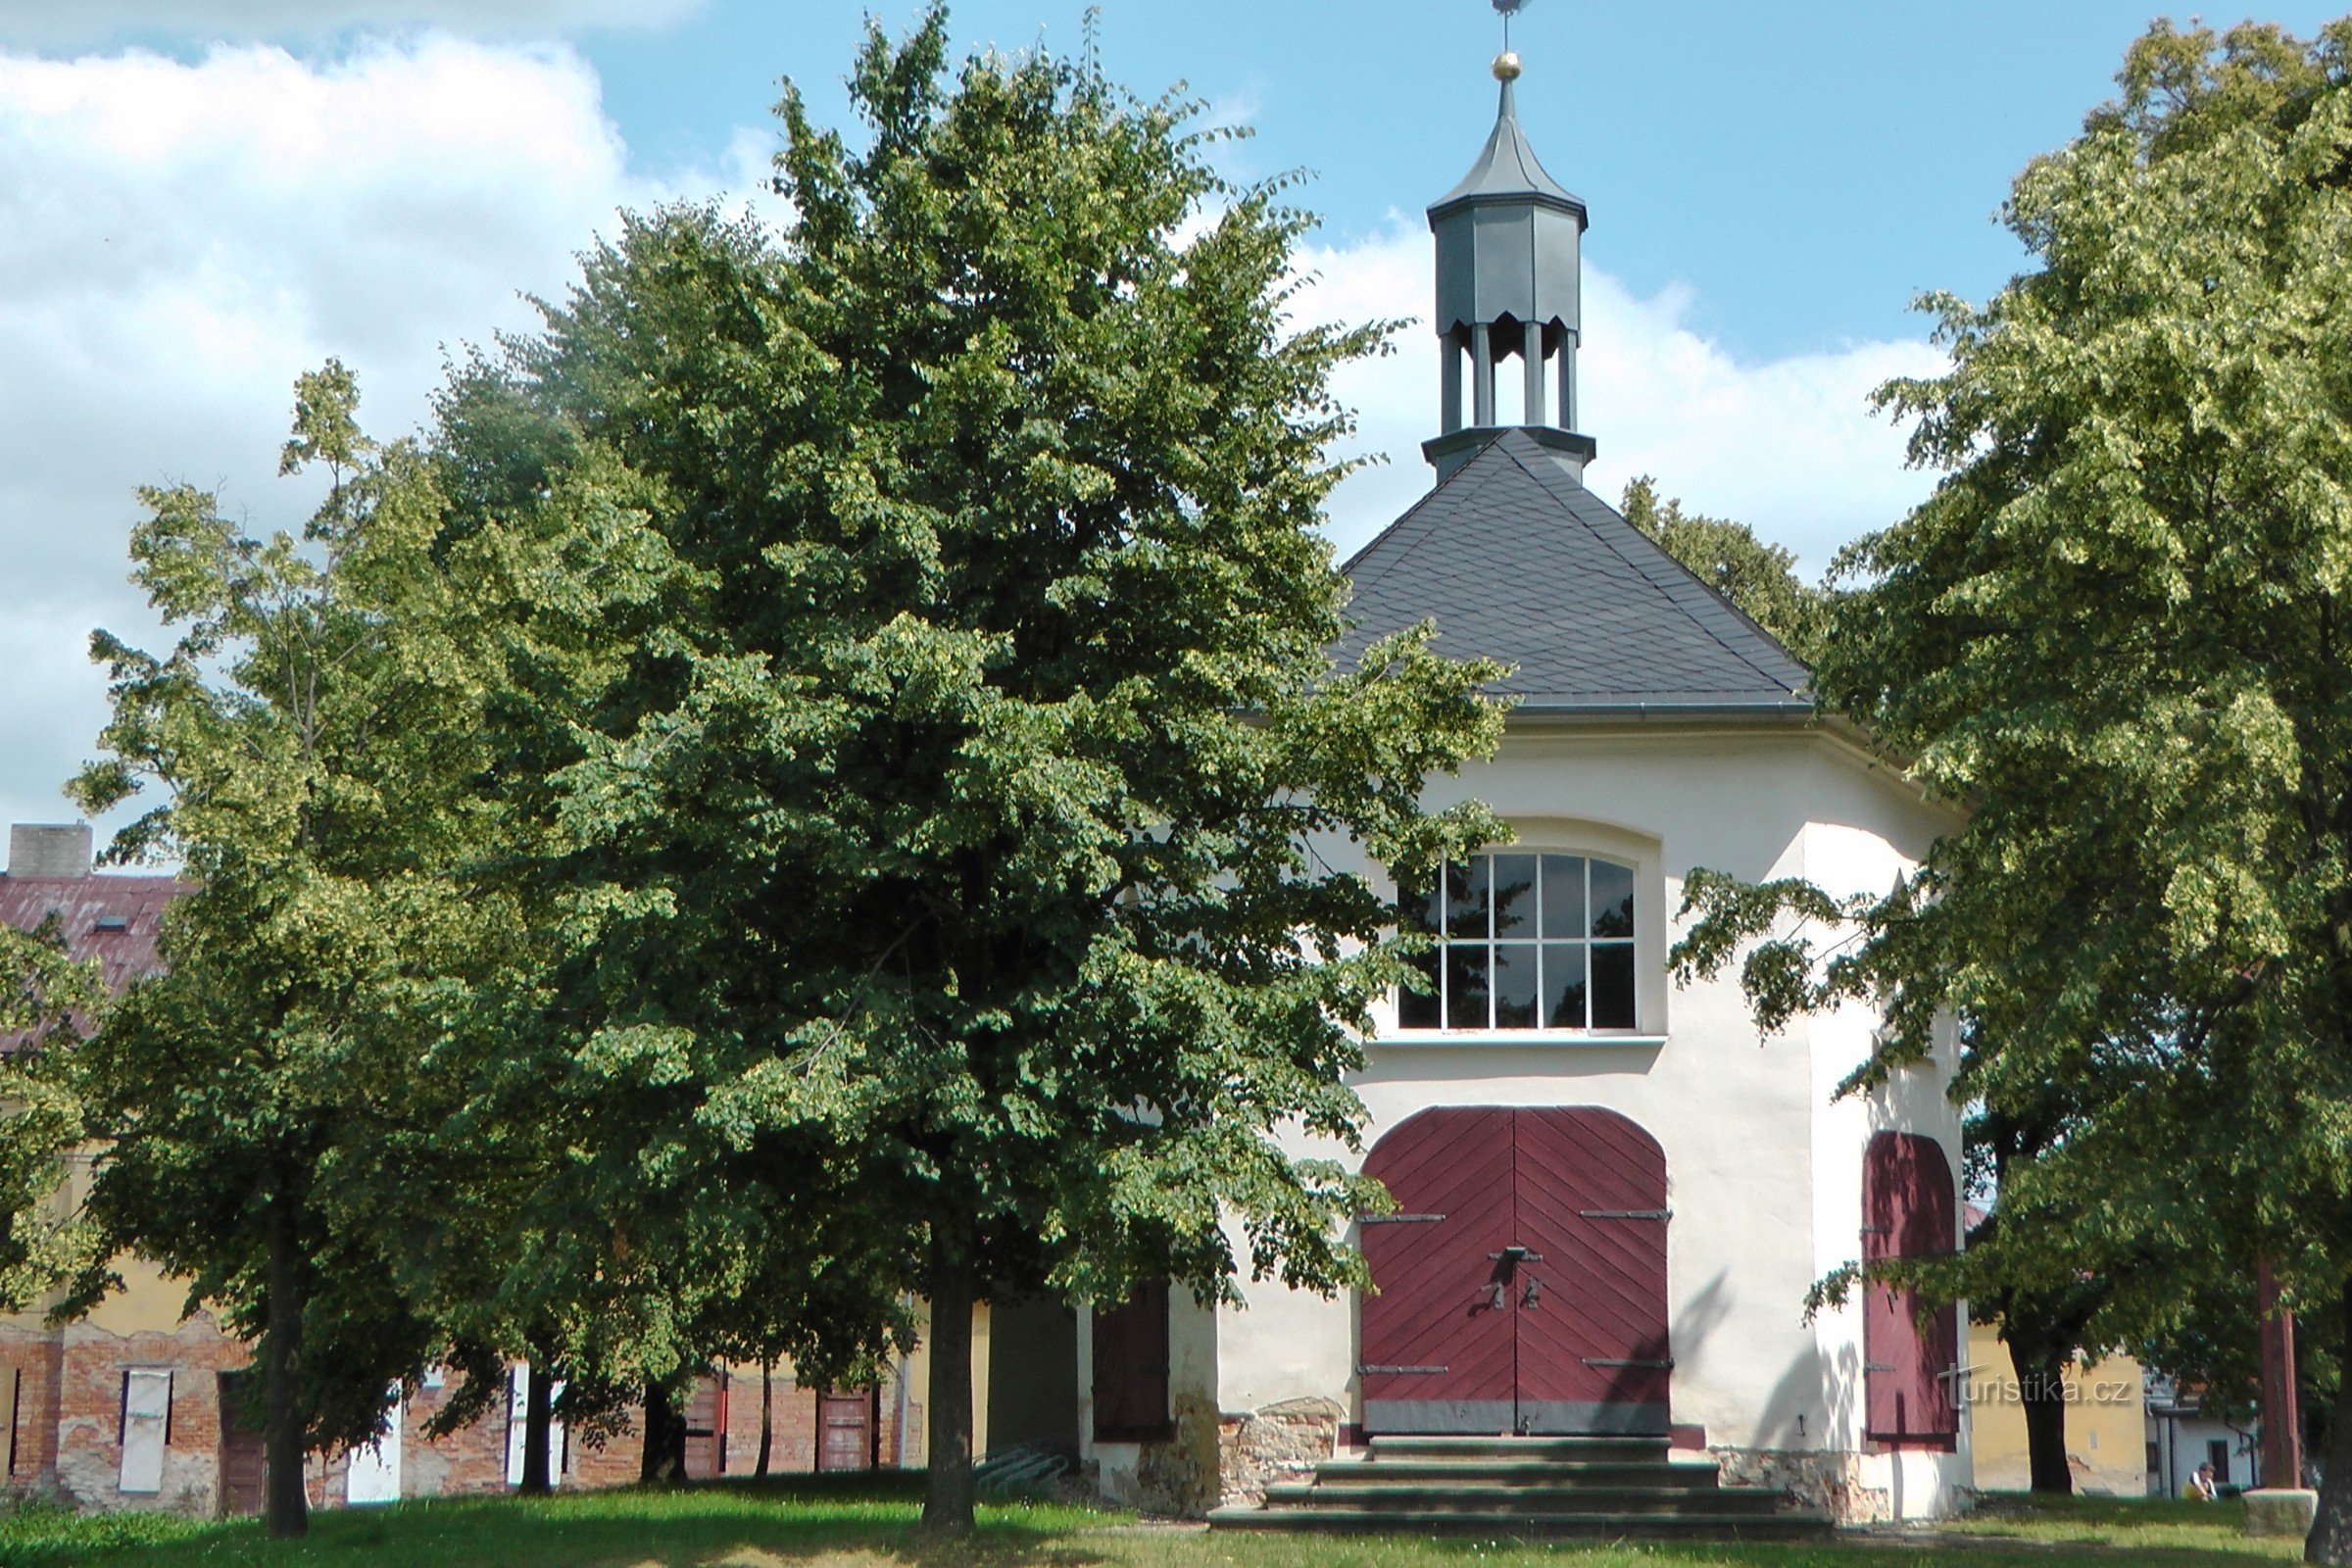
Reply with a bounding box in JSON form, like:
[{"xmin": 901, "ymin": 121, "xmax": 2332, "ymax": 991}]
[
  {"xmin": 4, "ymin": 1478, "xmax": 2304, "ymax": 1568},
  {"xmin": 0, "ymin": 1472, "xmax": 1130, "ymax": 1568}
]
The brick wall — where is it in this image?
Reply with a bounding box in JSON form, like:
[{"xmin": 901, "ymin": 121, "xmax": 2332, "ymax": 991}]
[
  {"xmin": 46, "ymin": 1316, "xmax": 250, "ymax": 1514},
  {"xmin": 0, "ymin": 1322, "xmax": 925, "ymax": 1516}
]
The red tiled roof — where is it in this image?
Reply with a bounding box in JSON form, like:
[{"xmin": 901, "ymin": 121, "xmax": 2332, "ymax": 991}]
[{"xmin": 0, "ymin": 872, "xmax": 192, "ymax": 996}]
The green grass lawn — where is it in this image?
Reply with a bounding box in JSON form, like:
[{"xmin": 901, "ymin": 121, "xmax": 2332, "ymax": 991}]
[{"xmin": 0, "ymin": 1477, "xmax": 2307, "ymax": 1568}]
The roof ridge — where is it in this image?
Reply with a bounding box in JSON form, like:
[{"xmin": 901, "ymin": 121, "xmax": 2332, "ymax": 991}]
[{"xmin": 1495, "ymin": 435, "xmax": 1807, "ymax": 697}]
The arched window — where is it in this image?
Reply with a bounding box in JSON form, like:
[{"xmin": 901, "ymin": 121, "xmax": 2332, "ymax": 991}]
[{"xmin": 1396, "ymin": 853, "xmax": 1637, "ymax": 1031}]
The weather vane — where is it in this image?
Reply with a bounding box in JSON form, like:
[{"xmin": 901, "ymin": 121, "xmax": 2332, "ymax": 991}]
[{"xmin": 1493, "ymin": 0, "xmax": 1531, "ymax": 78}]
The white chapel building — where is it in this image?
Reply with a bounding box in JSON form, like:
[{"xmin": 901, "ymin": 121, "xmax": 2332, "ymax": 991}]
[{"xmin": 988, "ymin": 52, "xmax": 1971, "ymax": 1532}]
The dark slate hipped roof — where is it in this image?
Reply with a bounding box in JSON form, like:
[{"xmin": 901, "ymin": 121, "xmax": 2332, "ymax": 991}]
[{"xmin": 1336, "ymin": 431, "xmax": 1812, "ymax": 714}]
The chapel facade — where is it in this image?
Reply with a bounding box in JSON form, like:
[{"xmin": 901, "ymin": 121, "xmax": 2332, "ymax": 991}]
[{"xmin": 1041, "ymin": 53, "xmax": 1972, "ymax": 1528}]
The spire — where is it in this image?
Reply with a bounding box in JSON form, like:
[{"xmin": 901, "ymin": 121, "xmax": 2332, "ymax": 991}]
[
  {"xmin": 1423, "ymin": 48, "xmax": 1594, "ymax": 483},
  {"xmin": 1429, "ymin": 57, "xmax": 1584, "ymax": 222}
]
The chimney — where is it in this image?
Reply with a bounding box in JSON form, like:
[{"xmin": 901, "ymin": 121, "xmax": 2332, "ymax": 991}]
[{"xmin": 8, "ymin": 823, "xmax": 93, "ymax": 880}]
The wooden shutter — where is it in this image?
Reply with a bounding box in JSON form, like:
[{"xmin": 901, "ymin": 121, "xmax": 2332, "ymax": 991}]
[
  {"xmin": 1092, "ymin": 1281, "xmax": 1172, "ymax": 1441},
  {"xmin": 683, "ymin": 1373, "xmax": 727, "ymax": 1478},
  {"xmin": 1863, "ymin": 1131, "xmax": 1960, "ymax": 1445},
  {"xmin": 119, "ymin": 1369, "xmax": 171, "ymax": 1494}
]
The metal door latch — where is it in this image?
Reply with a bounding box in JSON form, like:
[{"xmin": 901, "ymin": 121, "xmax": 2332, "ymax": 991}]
[
  {"xmin": 1484, "ymin": 1281, "xmax": 1508, "ymax": 1310},
  {"xmin": 1522, "ymin": 1276, "xmax": 1543, "ymax": 1309}
]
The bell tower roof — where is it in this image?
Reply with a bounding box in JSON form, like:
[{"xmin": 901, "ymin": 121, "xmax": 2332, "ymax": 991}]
[{"xmin": 1429, "ymin": 73, "xmax": 1586, "ymax": 224}]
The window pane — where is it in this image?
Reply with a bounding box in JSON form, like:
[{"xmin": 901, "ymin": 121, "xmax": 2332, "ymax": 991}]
[
  {"xmin": 1541, "ymin": 856, "xmax": 1586, "ymax": 938},
  {"xmin": 1592, "ymin": 941, "xmax": 1636, "ymax": 1028},
  {"xmin": 1493, "ymin": 943, "xmax": 1539, "ymax": 1028},
  {"xmin": 1397, "ymin": 870, "xmax": 1442, "ymax": 935},
  {"xmin": 1446, "ymin": 858, "xmax": 1491, "ymax": 940},
  {"xmin": 1492, "ymin": 855, "xmax": 1538, "ymax": 938},
  {"xmin": 1543, "ymin": 943, "xmax": 1588, "ymax": 1030},
  {"xmin": 1446, "ymin": 945, "xmax": 1491, "ymax": 1029},
  {"xmin": 1398, "ymin": 948, "xmax": 1442, "ymax": 1029},
  {"xmin": 1592, "ymin": 858, "xmax": 1636, "ymax": 939}
]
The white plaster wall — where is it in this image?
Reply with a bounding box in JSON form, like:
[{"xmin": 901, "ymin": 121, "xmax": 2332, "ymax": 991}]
[{"xmin": 1212, "ymin": 720, "xmax": 1967, "ymax": 1511}]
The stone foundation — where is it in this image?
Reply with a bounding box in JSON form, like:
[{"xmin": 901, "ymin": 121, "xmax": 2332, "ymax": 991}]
[
  {"xmin": 1711, "ymin": 1446, "xmax": 1886, "ymax": 1524},
  {"xmin": 1216, "ymin": 1396, "xmax": 1345, "ymax": 1507}
]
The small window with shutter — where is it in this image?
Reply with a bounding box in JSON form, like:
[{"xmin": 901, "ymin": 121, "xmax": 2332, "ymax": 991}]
[{"xmin": 1092, "ymin": 1281, "xmax": 1173, "ymax": 1443}]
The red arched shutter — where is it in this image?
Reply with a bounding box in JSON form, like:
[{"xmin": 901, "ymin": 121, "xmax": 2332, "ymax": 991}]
[{"xmin": 1863, "ymin": 1131, "xmax": 1959, "ymax": 1446}]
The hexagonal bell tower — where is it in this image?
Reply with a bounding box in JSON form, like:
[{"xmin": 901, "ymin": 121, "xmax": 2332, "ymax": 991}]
[{"xmin": 1422, "ymin": 52, "xmax": 1595, "ymax": 483}]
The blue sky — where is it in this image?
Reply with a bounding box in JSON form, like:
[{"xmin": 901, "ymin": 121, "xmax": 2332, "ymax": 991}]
[
  {"xmin": 0, "ymin": 0, "xmax": 2338, "ymax": 839},
  {"xmin": 574, "ymin": 1, "xmax": 2343, "ymax": 361}
]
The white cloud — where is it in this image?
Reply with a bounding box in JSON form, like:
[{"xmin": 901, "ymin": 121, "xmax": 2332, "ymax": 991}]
[
  {"xmin": 1297, "ymin": 219, "xmax": 1947, "ymax": 574},
  {"xmin": 0, "ymin": 38, "xmax": 774, "ymax": 851},
  {"xmin": 0, "ymin": 38, "xmax": 1938, "ymax": 863},
  {"xmin": 0, "ymin": 0, "xmax": 702, "ymax": 47}
]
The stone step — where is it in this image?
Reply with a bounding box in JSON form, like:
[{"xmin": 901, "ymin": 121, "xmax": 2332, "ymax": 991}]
[
  {"xmin": 1208, "ymin": 1504, "xmax": 1833, "ymax": 1542},
  {"xmin": 1263, "ymin": 1482, "xmax": 1786, "ymax": 1516},
  {"xmin": 1367, "ymin": 1435, "xmax": 1670, "ymax": 1465},
  {"xmin": 1312, "ymin": 1457, "xmax": 1720, "ymax": 1490}
]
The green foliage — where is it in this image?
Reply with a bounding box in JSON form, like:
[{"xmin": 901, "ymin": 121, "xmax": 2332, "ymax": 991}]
[
  {"xmin": 1669, "ymin": 17, "xmax": 2352, "ymax": 1534},
  {"xmin": 0, "ymin": 923, "xmax": 104, "ymax": 1313},
  {"xmin": 445, "ymin": 6, "xmax": 1506, "ymax": 1523},
  {"xmin": 1620, "ymin": 477, "xmax": 1830, "ymax": 663},
  {"xmin": 66, "ymin": 363, "xmax": 506, "ymax": 1534}
]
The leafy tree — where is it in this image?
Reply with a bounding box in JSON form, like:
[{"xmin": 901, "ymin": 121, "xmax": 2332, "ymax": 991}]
[
  {"xmin": 1669, "ymin": 18, "xmax": 2352, "ymax": 1553},
  {"xmin": 0, "ymin": 925, "xmax": 105, "ymax": 1314},
  {"xmin": 490, "ymin": 7, "xmax": 1506, "ymax": 1531},
  {"xmin": 67, "ymin": 364, "xmax": 493, "ymax": 1538},
  {"xmin": 416, "ymin": 359, "xmax": 919, "ymax": 1487},
  {"xmin": 1620, "ymin": 477, "xmax": 1829, "ymax": 662}
]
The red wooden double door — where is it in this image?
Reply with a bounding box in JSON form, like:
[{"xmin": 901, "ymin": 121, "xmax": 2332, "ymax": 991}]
[{"xmin": 1359, "ymin": 1105, "xmax": 1672, "ymax": 1437}]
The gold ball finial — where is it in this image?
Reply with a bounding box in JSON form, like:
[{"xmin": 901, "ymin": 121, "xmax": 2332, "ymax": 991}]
[{"xmin": 1493, "ymin": 50, "xmax": 1523, "ymax": 81}]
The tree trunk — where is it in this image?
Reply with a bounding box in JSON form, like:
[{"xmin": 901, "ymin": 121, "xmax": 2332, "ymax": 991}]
[
  {"xmin": 2007, "ymin": 1338, "xmax": 2075, "ymax": 1495},
  {"xmin": 640, "ymin": 1380, "xmax": 687, "ymax": 1485},
  {"xmin": 519, "ymin": 1360, "xmax": 556, "ymax": 1496},
  {"xmin": 2306, "ymin": 1278, "xmax": 2352, "ymax": 1562},
  {"xmin": 757, "ymin": 1359, "xmax": 774, "ymax": 1480},
  {"xmin": 263, "ymin": 1195, "xmax": 309, "ymax": 1540},
  {"xmin": 921, "ymin": 1251, "xmax": 976, "ymax": 1534}
]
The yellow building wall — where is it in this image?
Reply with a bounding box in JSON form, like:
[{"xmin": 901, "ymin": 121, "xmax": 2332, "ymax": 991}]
[
  {"xmin": 898, "ymin": 1300, "xmax": 991, "ymax": 1466},
  {"xmin": 1965, "ymin": 1321, "xmax": 2145, "ymax": 1494},
  {"xmin": 5, "ymin": 1148, "xmax": 214, "ymax": 1340}
]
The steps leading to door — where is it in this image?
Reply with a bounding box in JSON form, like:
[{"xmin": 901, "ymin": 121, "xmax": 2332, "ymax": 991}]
[{"xmin": 1208, "ymin": 1435, "xmax": 1832, "ymax": 1542}]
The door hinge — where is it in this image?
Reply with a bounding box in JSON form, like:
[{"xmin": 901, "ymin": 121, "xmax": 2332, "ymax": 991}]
[
  {"xmin": 1864, "ymin": 1362, "xmax": 1897, "ymax": 1373},
  {"xmin": 1360, "ymin": 1213, "xmax": 1447, "ymax": 1225},
  {"xmin": 1582, "ymin": 1358, "xmax": 1675, "ymax": 1370},
  {"xmin": 1356, "ymin": 1365, "xmax": 1449, "ymax": 1376},
  {"xmin": 1580, "ymin": 1208, "xmax": 1672, "ymax": 1221}
]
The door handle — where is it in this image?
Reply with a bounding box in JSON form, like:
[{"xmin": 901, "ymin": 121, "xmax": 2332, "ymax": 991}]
[
  {"xmin": 1484, "ymin": 1281, "xmax": 1507, "ymax": 1311},
  {"xmin": 1522, "ymin": 1276, "xmax": 1543, "ymax": 1310}
]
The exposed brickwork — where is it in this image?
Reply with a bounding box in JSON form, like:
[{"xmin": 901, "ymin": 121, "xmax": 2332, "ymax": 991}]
[{"xmin": 27, "ymin": 1315, "xmax": 248, "ymax": 1514}]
